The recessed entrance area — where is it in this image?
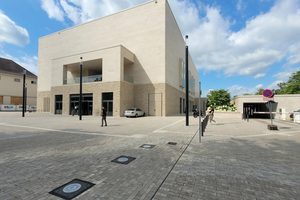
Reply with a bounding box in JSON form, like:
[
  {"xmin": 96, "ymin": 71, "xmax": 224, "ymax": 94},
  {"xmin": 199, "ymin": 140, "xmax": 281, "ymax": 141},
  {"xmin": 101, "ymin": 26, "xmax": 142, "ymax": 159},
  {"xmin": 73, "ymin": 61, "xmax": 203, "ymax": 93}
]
[
  {"xmin": 148, "ymin": 93, "xmax": 162, "ymax": 116},
  {"xmin": 69, "ymin": 94, "xmax": 93, "ymax": 115},
  {"xmin": 244, "ymin": 102, "xmax": 277, "ymax": 118},
  {"xmin": 102, "ymin": 92, "xmax": 113, "ymax": 116}
]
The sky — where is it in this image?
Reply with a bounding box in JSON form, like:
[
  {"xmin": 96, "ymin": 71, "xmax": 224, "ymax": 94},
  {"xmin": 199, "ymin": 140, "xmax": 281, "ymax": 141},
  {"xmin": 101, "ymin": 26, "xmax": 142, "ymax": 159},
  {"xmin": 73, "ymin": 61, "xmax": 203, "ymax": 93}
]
[{"xmin": 0, "ymin": 0, "xmax": 300, "ymax": 98}]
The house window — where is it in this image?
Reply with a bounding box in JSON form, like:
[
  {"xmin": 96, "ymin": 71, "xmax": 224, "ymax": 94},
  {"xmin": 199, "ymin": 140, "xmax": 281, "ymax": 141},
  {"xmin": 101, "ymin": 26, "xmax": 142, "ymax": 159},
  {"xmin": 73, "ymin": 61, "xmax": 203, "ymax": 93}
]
[
  {"xmin": 14, "ymin": 78, "xmax": 20, "ymax": 82},
  {"xmin": 179, "ymin": 59, "xmax": 185, "ymax": 88},
  {"xmin": 11, "ymin": 97, "xmax": 23, "ymax": 105},
  {"xmin": 31, "ymin": 81, "xmax": 37, "ymax": 84}
]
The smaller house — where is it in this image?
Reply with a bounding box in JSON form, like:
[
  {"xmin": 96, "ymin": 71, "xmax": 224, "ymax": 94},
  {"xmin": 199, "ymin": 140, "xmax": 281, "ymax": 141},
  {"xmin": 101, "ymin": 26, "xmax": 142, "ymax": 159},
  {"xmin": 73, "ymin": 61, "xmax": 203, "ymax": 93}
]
[{"xmin": 0, "ymin": 57, "xmax": 37, "ymax": 110}]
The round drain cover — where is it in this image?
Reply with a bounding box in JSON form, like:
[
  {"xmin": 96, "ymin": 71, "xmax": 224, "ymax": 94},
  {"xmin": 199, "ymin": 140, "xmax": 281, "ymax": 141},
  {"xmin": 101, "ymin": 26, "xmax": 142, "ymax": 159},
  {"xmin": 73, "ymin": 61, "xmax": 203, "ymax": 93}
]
[
  {"xmin": 118, "ymin": 157, "xmax": 129, "ymax": 162},
  {"xmin": 143, "ymin": 145, "xmax": 151, "ymax": 148},
  {"xmin": 63, "ymin": 183, "xmax": 82, "ymax": 193}
]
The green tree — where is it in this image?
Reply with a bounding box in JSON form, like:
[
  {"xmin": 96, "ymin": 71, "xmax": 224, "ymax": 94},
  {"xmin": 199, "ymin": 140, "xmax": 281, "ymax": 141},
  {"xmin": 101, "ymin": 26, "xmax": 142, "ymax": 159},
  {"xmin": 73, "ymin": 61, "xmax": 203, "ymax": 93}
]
[
  {"xmin": 243, "ymin": 93, "xmax": 252, "ymax": 95},
  {"xmin": 207, "ymin": 89, "xmax": 231, "ymax": 106},
  {"xmin": 277, "ymin": 69, "xmax": 300, "ymax": 94},
  {"xmin": 255, "ymin": 88, "xmax": 264, "ymax": 95}
]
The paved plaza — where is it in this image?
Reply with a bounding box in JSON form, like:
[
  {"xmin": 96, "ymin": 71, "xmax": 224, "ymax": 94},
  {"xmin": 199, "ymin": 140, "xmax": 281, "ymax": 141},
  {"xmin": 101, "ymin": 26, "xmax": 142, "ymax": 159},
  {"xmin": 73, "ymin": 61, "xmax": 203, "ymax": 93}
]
[{"xmin": 0, "ymin": 112, "xmax": 300, "ymax": 200}]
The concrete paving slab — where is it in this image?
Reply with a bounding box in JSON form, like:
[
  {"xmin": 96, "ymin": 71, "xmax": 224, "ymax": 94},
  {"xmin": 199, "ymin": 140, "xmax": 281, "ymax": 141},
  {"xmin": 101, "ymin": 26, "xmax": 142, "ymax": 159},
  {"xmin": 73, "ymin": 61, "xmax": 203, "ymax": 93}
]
[{"xmin": 0, "ymin": 112, "xmax": 300, "ymax": 199}]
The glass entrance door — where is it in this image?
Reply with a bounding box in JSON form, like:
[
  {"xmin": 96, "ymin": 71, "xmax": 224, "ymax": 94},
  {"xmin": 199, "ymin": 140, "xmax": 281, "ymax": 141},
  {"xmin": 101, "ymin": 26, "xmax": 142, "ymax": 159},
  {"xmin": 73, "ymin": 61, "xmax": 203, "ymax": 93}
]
[
  {"xmin": 69, "ymin": 93, "xmax": 93, "ymax": 115},
  {"xmin": 102, "ymin": 92, "xmax": 113, "ymax": 116},
  {"xmin": 55, "ymin": 95, "xmax": 63, "ymax": 114},
  {"xmin": 102, "ymin": 101, "xmax": 113, "ymax": 116}
]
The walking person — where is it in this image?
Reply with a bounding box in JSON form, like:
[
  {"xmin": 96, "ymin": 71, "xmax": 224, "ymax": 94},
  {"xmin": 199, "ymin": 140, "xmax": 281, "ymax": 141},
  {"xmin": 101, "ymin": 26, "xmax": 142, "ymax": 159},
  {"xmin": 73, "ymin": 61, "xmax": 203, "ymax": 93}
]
[
  {"xmin": 101, "ymin": 106, "xmax": 108, "ymax": 127},
  {"xmin": 208, "ymin": 106, "xmax": 217, "ymax": 124}
]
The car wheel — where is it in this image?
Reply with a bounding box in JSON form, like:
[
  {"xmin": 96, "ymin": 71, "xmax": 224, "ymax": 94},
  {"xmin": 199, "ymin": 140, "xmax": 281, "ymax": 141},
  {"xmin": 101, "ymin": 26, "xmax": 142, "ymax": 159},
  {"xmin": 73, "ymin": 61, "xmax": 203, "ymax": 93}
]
[
  {"xmin": 126, "ymin": 116, "xmax": 129, "ymax": 118},
  {"xmin": 143, "ymin": 113, "xmax": 145, "ymax": 117},
  {"xmin": 135, "ymin": 114, "xmax": 138, "ymax": 118}
]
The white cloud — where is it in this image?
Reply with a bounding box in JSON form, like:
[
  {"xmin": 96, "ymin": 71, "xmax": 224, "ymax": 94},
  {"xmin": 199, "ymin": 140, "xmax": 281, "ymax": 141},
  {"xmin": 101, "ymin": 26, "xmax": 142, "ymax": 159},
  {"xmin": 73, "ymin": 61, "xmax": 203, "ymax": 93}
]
[
  {"xmin": 237, "ymin": 0, "xmax": 245, "ymax": 11},
  {"xmin": 255, "ymin": 84, "xmax": 263, "ymax": 89},
  {"xmin": 41, "ymin": 0, "xmax": 64, "ymax": 22},
  {"xmin": 267, "ymin": 80, "xmax": 282, "ymax": 90},
  {"xmin": 169, "ymin": 0, "xmax": 300, "ymax": 77},
  {"xmin": 254, "ymin": 73, "xmax": 266, "ymax": 79},
  {"xmin": 227, "ymin": 84, "xmax": 264, "ymax": 97},
  {"xmin": 0, "ymin": 50, "xmax": 38, "ymax": 75},
  {"xmin": 0, "ymin": 10, "xmax": 29, "ymax": 46},
  {"xmin": 201, "ymin": 89, "xmax": 213, "ymax": 97},
  {"xmin": 41, "ymin": 0, "xmax": 148, "ymax": 25},
  {"xmin": 60, "ymin": 0, "xmax": 82, "ymax": 25}
]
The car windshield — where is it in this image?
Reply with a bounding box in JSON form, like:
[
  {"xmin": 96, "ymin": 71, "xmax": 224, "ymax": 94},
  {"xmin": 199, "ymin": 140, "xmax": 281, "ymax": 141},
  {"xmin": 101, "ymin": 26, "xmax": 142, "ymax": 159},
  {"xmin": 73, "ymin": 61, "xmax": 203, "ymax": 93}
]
[{"xmin": 127, "ymin": 108, "xmax": 135, "ymax": 111}]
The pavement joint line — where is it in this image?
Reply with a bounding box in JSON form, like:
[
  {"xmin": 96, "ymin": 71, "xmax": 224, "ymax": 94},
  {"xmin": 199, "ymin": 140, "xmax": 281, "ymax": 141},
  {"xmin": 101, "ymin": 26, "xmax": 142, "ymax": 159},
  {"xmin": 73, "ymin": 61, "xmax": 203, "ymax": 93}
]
[
  {"xmin": 0, "ymin": 123, "xmax": 143, "ymax": 138},
  {"xmin": 205, "ymin": 132, "xmax": 294, "ymax": 138},
  {"xmin": 153, "ymin": 118, "xmax": 185, "ymax": 133},
  {"xmin": 150, "ymin": 129, "xmax": 199, "ymax": 200}
]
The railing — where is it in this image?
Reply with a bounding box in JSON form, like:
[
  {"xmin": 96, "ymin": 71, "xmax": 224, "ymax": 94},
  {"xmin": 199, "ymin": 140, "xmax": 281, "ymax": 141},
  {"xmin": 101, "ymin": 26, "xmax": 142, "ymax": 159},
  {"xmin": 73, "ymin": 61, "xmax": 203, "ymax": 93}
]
[
  {"xmin": 202, "ymin": 115, "xmax": 209, "ymax": 135},
  {"xmin": 124, "ymin": 74, "xmax": 134, "ymax": 83},
  {"xmin": 63, "ymin": 75, "xmax": 102, "ymax": 85}
]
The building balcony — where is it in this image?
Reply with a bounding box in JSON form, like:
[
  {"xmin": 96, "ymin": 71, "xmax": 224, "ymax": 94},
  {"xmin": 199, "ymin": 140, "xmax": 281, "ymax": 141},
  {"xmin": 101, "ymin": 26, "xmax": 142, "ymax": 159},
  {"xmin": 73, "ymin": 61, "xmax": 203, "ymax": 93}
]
[
  {"xmin": 124, "ymin": 74, "xmax": 134, "ymax": 83},
  {"xmin": 63, "ymin": 74, "xmax": 102, "ymax": 85}
]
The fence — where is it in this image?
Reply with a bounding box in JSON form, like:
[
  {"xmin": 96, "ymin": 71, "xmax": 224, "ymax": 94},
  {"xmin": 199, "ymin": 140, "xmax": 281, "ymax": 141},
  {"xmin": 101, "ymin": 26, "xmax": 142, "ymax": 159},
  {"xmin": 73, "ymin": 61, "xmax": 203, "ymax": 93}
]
[{"xmin": 202, "ymin": 115, "xmax": 209, "ymax": 135}]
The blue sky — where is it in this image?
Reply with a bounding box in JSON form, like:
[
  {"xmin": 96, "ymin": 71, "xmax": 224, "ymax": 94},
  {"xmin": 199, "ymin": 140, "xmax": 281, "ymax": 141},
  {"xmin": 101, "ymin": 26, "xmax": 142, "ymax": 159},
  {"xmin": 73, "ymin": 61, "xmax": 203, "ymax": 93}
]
[{"xmin": 1, "ymin": 0, "xmax": 300, "ymax": 97}]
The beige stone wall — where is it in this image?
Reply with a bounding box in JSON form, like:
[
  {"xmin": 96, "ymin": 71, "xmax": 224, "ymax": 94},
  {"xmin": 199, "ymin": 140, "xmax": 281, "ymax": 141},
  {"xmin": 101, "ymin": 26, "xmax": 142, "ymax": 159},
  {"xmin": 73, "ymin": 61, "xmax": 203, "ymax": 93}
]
[
  {"xmin": 234, "ymin": 94, "xmax": 300, "ymax": 113},
  {"xmin": 37, "ymin": 91, "xmax": 51, "ymax": 112},
  {"xmin": 120, "ymin": 81, "xmax": 135, "ymax": 116},
  {"xmin": 134, "ymin": 83, "xmax": 166, "ymax": 116},
  {"xmin": 165, "ymin": 1, "xmax": 199, "ymax": 99},
  {"xmin": 38, "ymin": 0, "xmax": 166, "ymax": 92},
  {"xmin": 49, "ymin": 81, "xmax": 122, "ymax": 116},
  {"xmin": 165, "ymin": 83, "xmax": 196, "ymax": 116}
]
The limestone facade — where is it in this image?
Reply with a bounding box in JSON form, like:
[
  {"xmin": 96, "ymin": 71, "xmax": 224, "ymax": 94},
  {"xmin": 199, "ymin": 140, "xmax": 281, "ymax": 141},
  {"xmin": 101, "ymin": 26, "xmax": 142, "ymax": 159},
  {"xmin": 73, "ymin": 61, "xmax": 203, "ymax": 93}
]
[{"xmin": 37, "ymin": 0, "xmax": 199, "ymax": 117}]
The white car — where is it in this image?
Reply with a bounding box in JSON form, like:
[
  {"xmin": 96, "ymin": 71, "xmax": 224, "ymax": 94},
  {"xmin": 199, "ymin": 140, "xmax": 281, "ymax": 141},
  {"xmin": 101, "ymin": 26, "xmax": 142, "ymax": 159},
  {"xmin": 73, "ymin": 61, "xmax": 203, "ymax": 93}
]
[{"xmin": 125, "ymin": 108, "xmax": 145, "ymax": 117}]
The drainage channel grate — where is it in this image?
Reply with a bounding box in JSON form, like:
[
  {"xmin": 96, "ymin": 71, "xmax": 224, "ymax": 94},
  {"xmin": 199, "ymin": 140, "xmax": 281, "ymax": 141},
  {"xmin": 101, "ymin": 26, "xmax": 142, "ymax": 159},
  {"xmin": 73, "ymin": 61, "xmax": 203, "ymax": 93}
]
[
  {"xmin": 140, "ymin": 144, "xmax": 156, "ymax": 149},
  {"xmin": 49, "ymin": 179, "xmax": 95, "ymax": 200},
  {"xmin": 111, "ymin": 156, "xmax": 136, "ymax": 164},
  {"xmin": 167, "ymin": 142, "xmax": 177, "ymax": 145}
]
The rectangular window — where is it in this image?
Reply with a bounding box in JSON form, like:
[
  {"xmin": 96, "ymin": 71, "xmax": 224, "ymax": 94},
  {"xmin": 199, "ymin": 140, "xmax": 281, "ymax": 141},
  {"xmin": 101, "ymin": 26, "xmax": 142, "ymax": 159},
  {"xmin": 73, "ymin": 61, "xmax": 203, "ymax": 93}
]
[
  {"xmin": 31, "ymin": 81, "xmax": 37, "ymax": 84},
  {"xmin": 11, "ymin": 97, "xmax": 22, "ymax": 105},
  {"xmin": 0, "ymin": 96, "xmax": 3, "ymax": 104},
  {"xmin": 14, "ymin": 78, "xmax": 20, "ymax": 82},
  {"xmin": 179, "ymin": 59, "xmax": 185, "ymax": 88}
]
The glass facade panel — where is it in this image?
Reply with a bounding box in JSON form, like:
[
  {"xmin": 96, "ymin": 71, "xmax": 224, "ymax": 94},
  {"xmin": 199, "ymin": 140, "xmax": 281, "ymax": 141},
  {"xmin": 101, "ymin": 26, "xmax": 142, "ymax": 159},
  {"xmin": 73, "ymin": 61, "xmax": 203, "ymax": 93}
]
[{"xmin": 70, "ymin": 93, "xmax": 93, "ymax": 115}]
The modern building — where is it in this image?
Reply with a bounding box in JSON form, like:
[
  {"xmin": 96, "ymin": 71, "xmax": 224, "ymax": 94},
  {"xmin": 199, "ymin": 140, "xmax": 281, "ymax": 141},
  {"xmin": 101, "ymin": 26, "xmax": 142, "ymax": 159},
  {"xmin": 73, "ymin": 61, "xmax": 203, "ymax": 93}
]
[
  {"xmin": 0, "ymin": 57, "xmax": 37, "ymax": 110},
  {"xmin": 37, "ymin": 0, "xmax": 199, "ymax": 117}
]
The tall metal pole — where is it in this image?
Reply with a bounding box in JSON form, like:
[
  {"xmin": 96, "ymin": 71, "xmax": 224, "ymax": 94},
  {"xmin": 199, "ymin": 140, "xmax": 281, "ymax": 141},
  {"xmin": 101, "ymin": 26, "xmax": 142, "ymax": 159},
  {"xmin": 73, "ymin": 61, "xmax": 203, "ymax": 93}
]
[
  {"xmin": 22, "ymin": 70, "xmax": 26, "ymax": 117},
  {"xmin": 185, "ymin": 35, "xmax": 189, "ymax": 126},
  {"xmin": 79, "ymin": 57, "xmax": 83, "ymax": 120},
  {"xmin": 199, "ymin": 82, "xmax": 202, "ymax": 142},
  {"xmin": 269, "ymin": 101, "xmax": 273, "ymax": 126}
]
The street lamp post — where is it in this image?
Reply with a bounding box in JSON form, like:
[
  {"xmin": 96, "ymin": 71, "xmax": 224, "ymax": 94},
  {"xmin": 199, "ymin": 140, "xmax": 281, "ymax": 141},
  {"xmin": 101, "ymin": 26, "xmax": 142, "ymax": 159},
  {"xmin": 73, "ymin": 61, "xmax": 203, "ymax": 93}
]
[
  {"xmin": 79, "ymin": 57, "xmax": 83, "ymax": 120},
  {"xmin": 185, "ymin": 35, "xmax": 189, "ymax": 126},
  {"xmin": 22, "ymin": 70, "xmax": 26, "ymax": 117},
  {"xmin": 199, "ymin": 82, "xmax": 202, "ymax": 142}
]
